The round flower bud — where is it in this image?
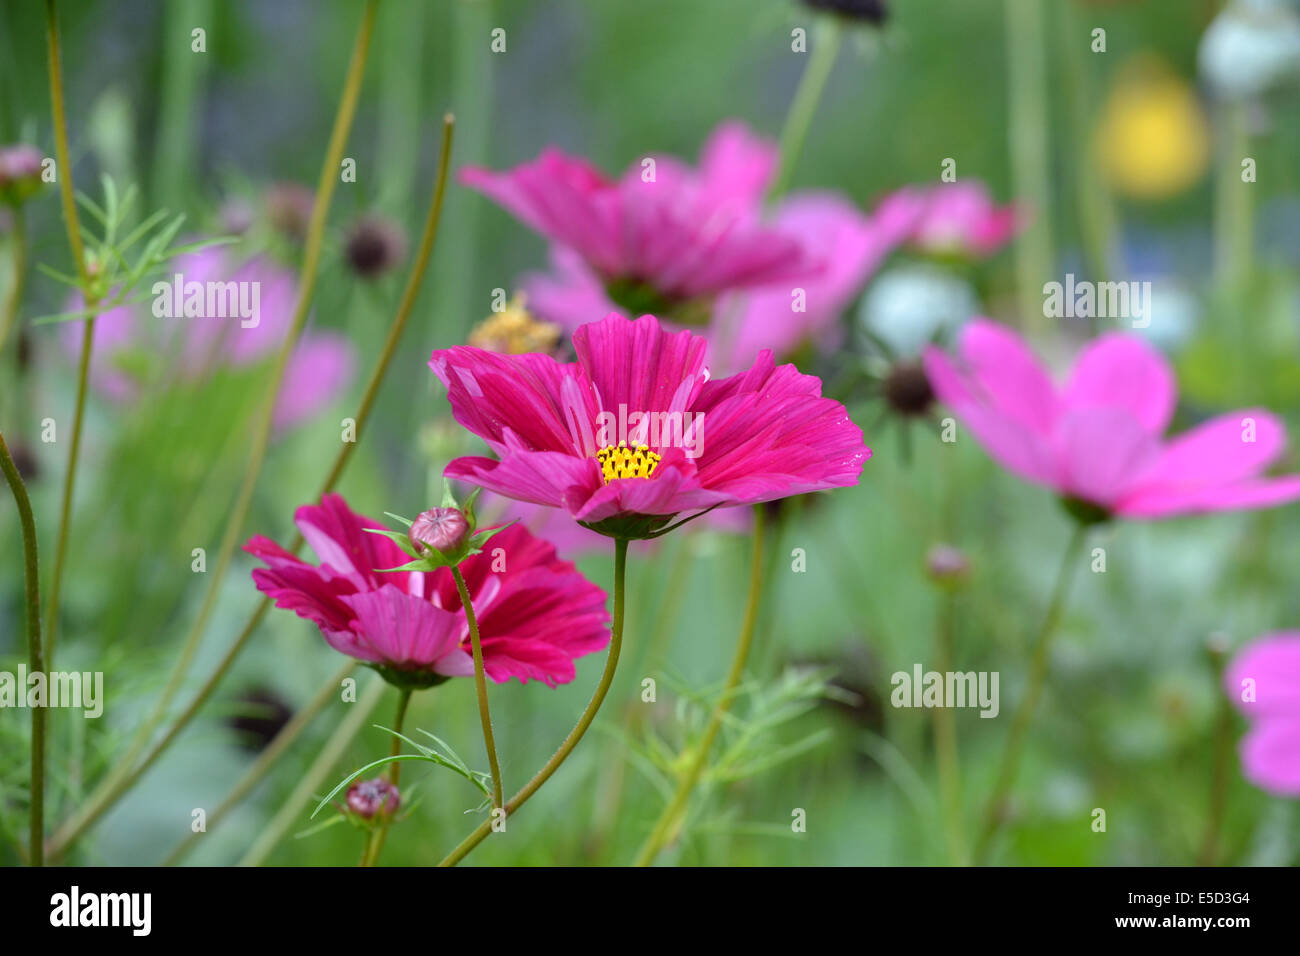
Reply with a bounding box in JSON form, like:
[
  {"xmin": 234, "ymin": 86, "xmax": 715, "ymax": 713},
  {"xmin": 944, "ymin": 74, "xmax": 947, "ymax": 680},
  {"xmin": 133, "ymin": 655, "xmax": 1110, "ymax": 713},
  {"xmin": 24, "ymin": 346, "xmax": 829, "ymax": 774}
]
[
  {"xmin": 925, "ymin": 545, "xmax": 971, "ymax": 587},
  {"xmin": 346, "ymin": 778, "xmax": 400, "ymax": 819},
  {"xmin": 409, "ymin": 507, "xmax": 470, "ymax": 557},
  {"xmin": 265, "ymin": 182, "xmax": 315, "ymax": 240},
  {"xmin": 345, "ymin": 216, "xmax": 407, "ymax": 279},
  {"xmin": 0, "ymin": 145, "xmax": 45, "ymax": 207}
]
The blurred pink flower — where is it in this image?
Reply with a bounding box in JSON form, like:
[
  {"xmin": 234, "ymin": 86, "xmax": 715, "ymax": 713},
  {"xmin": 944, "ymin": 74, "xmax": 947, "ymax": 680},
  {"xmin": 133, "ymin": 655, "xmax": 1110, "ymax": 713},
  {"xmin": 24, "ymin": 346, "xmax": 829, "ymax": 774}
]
[
  {"xmin": 1224, "ymin": 633, "xmax": 1300, "ymax": 796},
  {"xmin": 430, "ymin": 312, "xmax": 869, "ymax": 539},
  {"xmin": 923, "ymin": 320, "xmax": 1300, "ymax": 519},
  {"xmin": 888, "ymin": 181, "xmax": 1021, "ymax": 258},
  {"xmin": 60, "ymin": 246, "xmax": 353, "ymax": 430},
  {"xmin": 246, "ymin": 493, "xmax": 611, "ymax": 687},
  {"xmin": 465, "ymin": 122, "xmax": 910, "ymax": 372}
]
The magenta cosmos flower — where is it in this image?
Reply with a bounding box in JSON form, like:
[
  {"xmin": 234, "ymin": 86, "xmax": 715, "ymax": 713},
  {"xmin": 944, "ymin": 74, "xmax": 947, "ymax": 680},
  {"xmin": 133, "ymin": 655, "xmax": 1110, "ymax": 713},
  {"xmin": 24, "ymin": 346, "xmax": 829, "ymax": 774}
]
[
  {"xmin": 463, "ymin": 122, "xmax": 910, "ymax": 372},
  {"xmin": 924, "ymin": 320, "xmax": 1300, "ymax": 520},
  {"xmin": 429, "ymin": 312, "xmax": 869, "ymax": 538},
  {"xmin": 245, "ymin": 493, "xmax": 611, "ymax": 686},
  {"xmin": 62, "ymin": 245, "xmax": 353, "ymax": 430},
  {"xmin": 1224, "ymin": 634, "xmax": 1300, "ymax": 796},
  {"xmin": 886, "ymin": 181, "xmax": 1021, "ymax": 259}
]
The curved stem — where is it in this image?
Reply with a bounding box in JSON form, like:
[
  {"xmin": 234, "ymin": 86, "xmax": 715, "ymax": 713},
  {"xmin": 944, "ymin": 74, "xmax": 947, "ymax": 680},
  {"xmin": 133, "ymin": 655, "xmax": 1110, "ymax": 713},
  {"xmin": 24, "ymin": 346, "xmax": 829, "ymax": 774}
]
[
  {"xmin": 238, "ymin": 676, "xmax": 387, "ymax": 867},
  {"xmin": 0, "ymin": 206, "xmax": 26, "ymax": 355},
  {"xmin": 438, "ymin": 537, "xmax": 630, "ymax": 867},
  {"xmin": 633, "ymin": 505, "xmax": 766, "ymax": 866},
  {"xmin": 43, "ymin": 0, "xmax": 100, "ymax": 668},
  {"xmin": 46, "ymin": 0, "xmax": 380, "ymax": 859},
  {"xmin": 1, "ymin": 433, "xmax": 44, "ymax": 866},
  {"xmin": 974, "ymin": 523, "xmax": 1087, "ymax": 862},
  {"xmin": 768, "ymin": 17, "xmax": 843, "ymax": 202},
  {"xmin": 453, "ymin": 565, "xmax": 503, "ymax": 809},
  {"xmin": 160, "ymin": 659, "xmax": 356, "ymax": 866},
  {"xmin": 933, "ymin": 590, "xmax": 969, "ymax": 865},
  {"xmin": 362, "ymin": 686, "xmax": 411, "ymax": 866}
]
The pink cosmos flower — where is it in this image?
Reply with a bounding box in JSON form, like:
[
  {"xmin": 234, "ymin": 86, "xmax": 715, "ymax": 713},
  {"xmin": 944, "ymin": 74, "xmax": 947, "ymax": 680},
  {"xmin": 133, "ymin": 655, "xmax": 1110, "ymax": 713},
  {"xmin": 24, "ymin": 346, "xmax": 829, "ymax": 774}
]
[
  {"xmin": 887, "ymin": 181, "xmax": 1021, "ymax": 259},
  {"xmin": 1224, "ymin": 633, "xmax": 1300, "ymax": 796},
  {"xmin": 923, "ymin": 319, "xmax": 1300, "ymax": 519},
  {"xmin": 61, "ymin": 245, "xmax": 354, "ymax": 430},
  {"xmin": 245, "ymin": 493, "xmax": 611, "ymax": 687},
  {"xmin": 464, "ymin": 122, "xmax": 910, "ymax": 372},
  {"xmin": 429, "ymin": 312, "xmax": 869, "ymax": 538}
]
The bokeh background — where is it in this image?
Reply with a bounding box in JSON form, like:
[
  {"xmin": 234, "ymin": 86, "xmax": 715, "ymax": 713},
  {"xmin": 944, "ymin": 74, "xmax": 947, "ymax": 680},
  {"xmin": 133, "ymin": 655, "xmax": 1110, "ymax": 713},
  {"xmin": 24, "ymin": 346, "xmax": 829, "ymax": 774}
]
[{"xmin": 2, "ymin": 0, "xmax": 1299, "ymax": 865}]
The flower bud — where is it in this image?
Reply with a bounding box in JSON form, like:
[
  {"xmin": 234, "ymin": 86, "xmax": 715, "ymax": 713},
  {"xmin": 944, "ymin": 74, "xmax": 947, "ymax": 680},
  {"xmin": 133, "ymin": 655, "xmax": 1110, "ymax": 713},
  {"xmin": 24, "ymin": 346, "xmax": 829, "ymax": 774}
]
[
  {"xmin": 345, "ymin": 215, "xmax": 406, "ymax": 279},
  {"xmin": 925, "ymin": 545, "xmax": 971, "ymax": 587},
  {"xmin": 409, "ymin": 507, "xmax": 470, "ymax": 557},
  {"xmin": 346, "ymin": 778, "xmax": 400, "ymax": 819},
  {"xmin": 265, "ymin": 182, "xmax": 315, "ymax": 240},
  {"xmin": 0, "ymin": 145, "xmax": 44, "ymax": 207}
]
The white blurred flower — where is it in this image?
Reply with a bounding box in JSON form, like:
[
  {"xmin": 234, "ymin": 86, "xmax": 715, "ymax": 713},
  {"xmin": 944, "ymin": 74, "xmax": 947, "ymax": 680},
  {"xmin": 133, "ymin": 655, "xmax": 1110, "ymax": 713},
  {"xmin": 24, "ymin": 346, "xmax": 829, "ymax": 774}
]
[
  {"xmin": 1199, "ymin": 0, "xmax": 1300, "ymax": 101},
  {"xmin": 857, "ymin": 262, "xmax": 978, "ymax": 356}
]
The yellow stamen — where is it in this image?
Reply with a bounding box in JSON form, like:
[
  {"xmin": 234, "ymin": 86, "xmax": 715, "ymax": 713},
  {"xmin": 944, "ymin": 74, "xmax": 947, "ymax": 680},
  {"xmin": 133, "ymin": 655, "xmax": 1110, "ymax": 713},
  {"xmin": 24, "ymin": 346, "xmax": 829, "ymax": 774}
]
[{"xmin": 596, "ymin": 442, "xmax": 661, "ymax": 484}]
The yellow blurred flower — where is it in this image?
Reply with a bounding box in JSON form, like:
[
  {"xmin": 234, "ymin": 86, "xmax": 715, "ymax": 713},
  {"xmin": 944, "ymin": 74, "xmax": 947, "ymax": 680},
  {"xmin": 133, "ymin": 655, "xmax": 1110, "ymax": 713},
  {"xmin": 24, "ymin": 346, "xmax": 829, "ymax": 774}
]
[
  {"xmin": 1093, "ymin": 55, "xmax": 1210, "ymax": 200},
  {"xmin": 468, "ymin": 293, "xmax": 563, "ymax": 355}
]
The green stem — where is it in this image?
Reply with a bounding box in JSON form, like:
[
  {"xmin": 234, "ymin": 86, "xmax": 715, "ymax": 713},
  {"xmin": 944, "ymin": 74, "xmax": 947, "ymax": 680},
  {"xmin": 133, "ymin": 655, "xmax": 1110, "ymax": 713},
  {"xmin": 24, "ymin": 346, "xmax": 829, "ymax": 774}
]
[
  {"xmin": 1, "ymin": 432, "xmax": 44, "ymax": 866},
  {"xmin": 46, "ymin": 0, "xmax": 380, "ymax": 859},
  {"xmin": 933, "ymin": 589, "xmax": 969, "ymax": 865},
  {"xmin": 43, "ymin": 0, "xmax": 100, "ymax": 669},
  {"xmin": 974, "ymin": 522, "xmax": 1087, "ymax": 862},
  {"xmin": 0, "ymin": 206, "xmax": 25, "ymax": 355},
  {"xmin": 238, "ymin": 676, "xmax": 387, "ymax": 867},
  {"xmin": 160, "ymin": 659, "xmax": 356, "ymax": 866},
  {"xmin": 437, "ymin": 537, "xmax": 631, "ymax": 867},
  {"xmin": 633, "ymin": 505, "xmax": 767, "ymax": 867},
  {"xmin": 1005, "ymin": 0, "xmax": 1055, "ymax": 335},
  {"xmin": 768, "ymin": 18, "xmax": 843, "ymax": 202},
  {"xmin": 453, "ymin": 565, "xmax": 504, "ymax": 809},
  {"xmin": 362, "ymin": 686, "xmax": 412, "ymax": 867},
  {"xmin": 1198, "ymin": 642, "xmax": 1232, "ymax": 866}
]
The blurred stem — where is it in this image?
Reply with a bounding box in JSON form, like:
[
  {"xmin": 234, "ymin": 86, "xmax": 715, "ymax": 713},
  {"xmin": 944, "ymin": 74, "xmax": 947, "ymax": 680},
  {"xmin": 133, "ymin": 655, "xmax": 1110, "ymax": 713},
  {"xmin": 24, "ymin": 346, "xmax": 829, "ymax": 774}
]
[
  {"xmin": 1215, "ymin": 98, "xmax": 1251, "ymax": 393},
  {"xmin": 633, "ymin": 505, "xmax": 767, "ymax": 867},
  {"xmin": 438, "ymin": 537, "xmax": 630, "ymax": 867},
  {"xmin": 975, "ymin": 522, "xmax": 1087, "ymax": 862},
  {"xmin": 1198, "ymin": 645, "xmax": 1233, "ymax": 866},
  {"xmin": 43, "ymin": 0, "xmax": 100, "ymax": 669},
  {"xmin": 1005, "ymin": 0, "xmax": 1055, "ymax": 334},
  {"xmin": 47, "ymin": 0, "xmax": 380, "ymax": 860},
  {"xmin": 453, "ymin": 565, "xmax": 504, "ymax": 809},
  {"xmin": 1059, "ymin": 0, "xmax": 1118, "ymax": 328},
  {"xmin": 769, "ymin": 17, "xmax": 843, "ymax": 201},
  {"xmin": 238, "ymin": 676, "xmax": 387, "ymax": 867},
  {"xmin": 0, "ymin": 206, "xmax": 25, "ymax": 355},
  {"xmin": 933, "ymin": 589, "xmax": 969, "ymax": 865},
  {"xmin": 160, "ymin": 660, "xmax": 356, "ymax": 867},
  {"xmin": 152, "ymin": 0, "xmax": 211, "ymax": 211},
  {"xmin": 1, "ymin": 433, "xmax": 44, "ymax": 866},
  {"xmin": 362, "ymin": 687, "xmax": 411, "ymax": 867}
]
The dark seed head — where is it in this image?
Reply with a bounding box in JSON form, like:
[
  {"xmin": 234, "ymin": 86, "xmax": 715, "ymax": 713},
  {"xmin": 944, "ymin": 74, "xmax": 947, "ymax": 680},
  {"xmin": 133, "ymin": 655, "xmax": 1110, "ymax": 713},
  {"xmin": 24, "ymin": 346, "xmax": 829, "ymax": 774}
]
[
  {"xmin": 344, "ymin": 216, "xmax": 406, "ymax": 279},
  {"xmin": 800, "ymin": 0, "xmax": 888, "ymax": 25},
  {"xmin": 882, "ymin": 360, "xmax": 934, "ymax": 417}
]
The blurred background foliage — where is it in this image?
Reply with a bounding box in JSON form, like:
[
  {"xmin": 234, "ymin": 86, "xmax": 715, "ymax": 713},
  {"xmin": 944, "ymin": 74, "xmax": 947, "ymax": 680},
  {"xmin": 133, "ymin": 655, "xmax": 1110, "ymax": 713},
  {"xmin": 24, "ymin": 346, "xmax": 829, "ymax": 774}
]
[{"xmin": 1, "ymin": 0, "xmax": 1298, "ymax": 865}]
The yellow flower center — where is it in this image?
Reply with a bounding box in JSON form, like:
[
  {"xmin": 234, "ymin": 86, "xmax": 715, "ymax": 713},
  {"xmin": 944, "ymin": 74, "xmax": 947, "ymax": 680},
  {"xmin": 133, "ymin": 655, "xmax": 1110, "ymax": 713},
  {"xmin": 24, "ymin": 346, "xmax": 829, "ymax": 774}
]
[{"xmin": 596, "ymin": 442, "xmax": 661, "ymax": 483}]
